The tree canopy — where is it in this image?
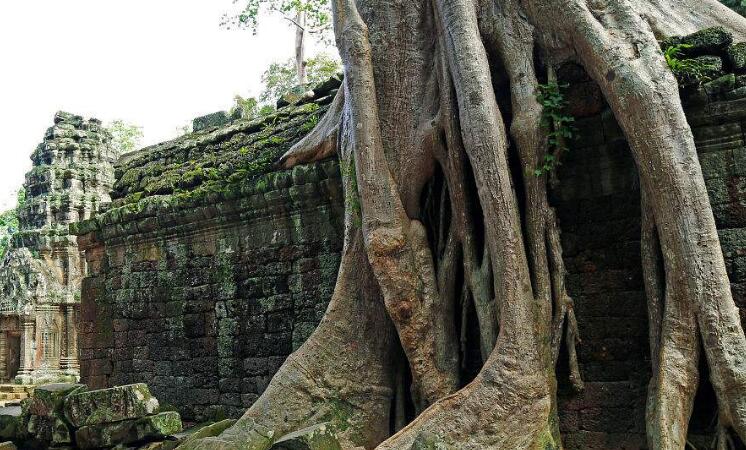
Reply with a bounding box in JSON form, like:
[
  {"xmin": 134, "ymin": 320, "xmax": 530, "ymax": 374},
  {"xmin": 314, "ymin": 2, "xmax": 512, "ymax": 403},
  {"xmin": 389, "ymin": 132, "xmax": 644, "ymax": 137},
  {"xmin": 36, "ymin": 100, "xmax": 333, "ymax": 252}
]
[
  {"xmin": 0, "ymin": 188, "xmax": 25, "ymax": 261},
  {"xmin": 259, "ymin": 52, "xmax": 341, "ymax": 103},
  {"xmin": 106, "ymin": 120, "xmax": 143, "ymax": 155}
]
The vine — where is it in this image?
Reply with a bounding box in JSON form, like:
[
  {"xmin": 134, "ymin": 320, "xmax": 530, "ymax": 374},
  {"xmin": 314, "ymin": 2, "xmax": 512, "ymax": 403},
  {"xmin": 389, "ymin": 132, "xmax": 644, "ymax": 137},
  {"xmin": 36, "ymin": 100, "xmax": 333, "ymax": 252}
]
[{"xmin": 535, "ymin": 82, "xmax": 576, "ymax": 177}]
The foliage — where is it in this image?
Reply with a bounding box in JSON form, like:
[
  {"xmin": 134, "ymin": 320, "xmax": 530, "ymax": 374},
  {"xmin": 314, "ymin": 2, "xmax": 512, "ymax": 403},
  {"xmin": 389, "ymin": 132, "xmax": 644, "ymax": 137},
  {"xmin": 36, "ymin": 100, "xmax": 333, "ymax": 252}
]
[
  {"xmin": 300, "ymin": 113, "xmax": 320, "ymax": 132},
  {"xmin": 259, "ymin": 53, "xmax": 341, "ymax": 104},
  {"xmin": 232, "ymin": 95, "xmax": 277, "ymax": 120},
  {"xmin": 0, "ymin": 188, "xmax": 25, "ymax": 260},
  {"xmin": 664, "ymin": 44, "xmax": 719, "ymax": 85},
  {"xmin": 222, "ymin": 0, "xmax": 332, "ymax": 43},
  {"xmin": 106, "ymin": 120, "xmax": 144, "ymax": 155},
  {"xmin": 534, "ymin": 82, "xmax": 576, "ymax": 177}
]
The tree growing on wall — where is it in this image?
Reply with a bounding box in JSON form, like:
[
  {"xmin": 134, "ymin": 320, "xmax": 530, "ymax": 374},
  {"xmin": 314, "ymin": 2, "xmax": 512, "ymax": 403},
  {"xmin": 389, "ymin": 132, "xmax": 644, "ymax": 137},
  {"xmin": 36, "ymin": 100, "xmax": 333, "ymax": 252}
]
[
  {"xmin": 106, "ymin": 120, "xmax": 143, "ymax": 155},
  {"xmin": 231, "ymin": 54, "xmax": 341, "ymax": 119},
  {"xmin": 259, "ymin": 52, "xmax": 341, "ymax": 103},
  {"xmin": 0, "ymin": 189, "xmax": 25, "ymax": 261},
  {"xmin": 223, "ymin": 0, "xmax": 333, "ymax": 84},
  {"xmin": 183, "ymin": 1, "xmax": 746, "ymax": 449}
]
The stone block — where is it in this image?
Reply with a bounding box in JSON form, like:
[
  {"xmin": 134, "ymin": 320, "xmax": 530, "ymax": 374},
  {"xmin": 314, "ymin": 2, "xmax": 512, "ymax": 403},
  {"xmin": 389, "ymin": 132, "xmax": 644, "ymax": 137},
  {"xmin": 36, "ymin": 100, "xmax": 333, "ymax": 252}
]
[
  {"xmin": 27, "ymin": 383, "xmax": 86, "ymax": 417},
  {"xmin": 312, "ymin": 75, "xmax": 343, "ymax": 98},
  {"xmin": 0, "ymin": 416, "xmax": 16, "ymax": 441},
  {"xmin": 64, "ymin": 383, "xmax": 159, "ymax": 427},
  {"xmin": 729, "ymin": 42, "xmax": 746, "ymax": 73},
  {"xmin": 682, "ymin": 27, "xmax": 733, "ymax": 53},
  {"xmin": 75, "ymin": 411, "xmax": 182, "ymax": 449},
  {"xmin": 193, "ymin": 112, "xmax": 230, "ymax": 132}
]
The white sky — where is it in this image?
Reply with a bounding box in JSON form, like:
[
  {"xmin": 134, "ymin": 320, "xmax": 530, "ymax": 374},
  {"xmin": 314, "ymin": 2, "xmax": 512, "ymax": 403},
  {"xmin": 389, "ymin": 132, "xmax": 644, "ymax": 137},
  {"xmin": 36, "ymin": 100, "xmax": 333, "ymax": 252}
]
[{"xmin": 0, "ymin": 0, "xmax": 331, "ymax": 210}]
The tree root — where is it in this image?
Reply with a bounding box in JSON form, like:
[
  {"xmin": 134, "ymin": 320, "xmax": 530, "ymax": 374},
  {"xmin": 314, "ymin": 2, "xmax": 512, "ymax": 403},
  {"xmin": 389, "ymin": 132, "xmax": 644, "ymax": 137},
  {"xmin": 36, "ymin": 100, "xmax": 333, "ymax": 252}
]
[
  {"xmin": 177, "ymin": 179, "xmax": 398, "ymax": 449},
  {"xmin": 523, "ymin": 0, "xmax": 746, "ymax": 442},
  {"xmin": 279, "ymin": 88, "xmax": 345, "ymax": 169}
]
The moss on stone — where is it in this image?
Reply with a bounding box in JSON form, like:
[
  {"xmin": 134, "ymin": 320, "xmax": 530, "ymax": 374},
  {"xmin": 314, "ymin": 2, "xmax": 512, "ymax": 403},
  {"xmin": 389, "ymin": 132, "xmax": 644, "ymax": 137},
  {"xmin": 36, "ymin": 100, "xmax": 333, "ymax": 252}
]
[{"xmin": 728, "ymin": 42, "xmax": 746, "ymax": 72}]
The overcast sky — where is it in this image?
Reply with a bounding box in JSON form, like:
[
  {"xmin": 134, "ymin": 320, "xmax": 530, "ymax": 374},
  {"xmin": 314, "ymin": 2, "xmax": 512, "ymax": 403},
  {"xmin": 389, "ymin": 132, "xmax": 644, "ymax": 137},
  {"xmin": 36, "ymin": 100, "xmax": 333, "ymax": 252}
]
[{"xmin": 0, "ymin": 0, "xmax": 331, "ymax": 210}]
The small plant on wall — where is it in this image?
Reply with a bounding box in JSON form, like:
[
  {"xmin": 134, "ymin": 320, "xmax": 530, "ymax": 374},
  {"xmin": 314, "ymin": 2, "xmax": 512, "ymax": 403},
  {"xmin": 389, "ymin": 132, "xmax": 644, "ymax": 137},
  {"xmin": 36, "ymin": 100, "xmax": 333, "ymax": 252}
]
[{"xmin": 535, "ymin": 81, "xmax": 576, "ymax": 177}]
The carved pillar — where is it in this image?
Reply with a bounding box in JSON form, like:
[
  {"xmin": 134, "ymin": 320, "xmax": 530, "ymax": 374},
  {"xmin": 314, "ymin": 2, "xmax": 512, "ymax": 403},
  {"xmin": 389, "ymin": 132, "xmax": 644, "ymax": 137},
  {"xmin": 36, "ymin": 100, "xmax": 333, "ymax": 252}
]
[
  {"xmin": 17, "ymin": 313, "xmax": 35, "ymax": 382},
  {"xmin": 60, "ymin": 305, "xmax": 78, "ymax": 373},
  {"xmin": 0, "ymin": 332, "xmax": 7, "ymax": 382}
]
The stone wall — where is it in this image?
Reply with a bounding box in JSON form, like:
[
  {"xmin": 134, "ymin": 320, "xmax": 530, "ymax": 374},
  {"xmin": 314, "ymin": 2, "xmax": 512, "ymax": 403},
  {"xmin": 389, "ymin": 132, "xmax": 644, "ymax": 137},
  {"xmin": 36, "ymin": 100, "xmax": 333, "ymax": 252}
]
[
  {"xmin": 74, "ymin": 81, "xmax": 344, "ymax": 421},
  {"xmin": 552, "ymin": 51, "xmax": 746, "ymax": 446}
]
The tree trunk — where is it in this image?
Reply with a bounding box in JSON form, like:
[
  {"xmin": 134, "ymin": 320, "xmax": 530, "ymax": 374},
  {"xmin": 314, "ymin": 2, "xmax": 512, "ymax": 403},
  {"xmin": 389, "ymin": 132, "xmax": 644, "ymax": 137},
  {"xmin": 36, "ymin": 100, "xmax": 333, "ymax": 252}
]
[
  {"xmin": 178, "ymin": 0, "xmax": 746, "ymax": 448},
  {"xmin": 295, "ymin": 10, "xmax": 307, "ymax": 85}
]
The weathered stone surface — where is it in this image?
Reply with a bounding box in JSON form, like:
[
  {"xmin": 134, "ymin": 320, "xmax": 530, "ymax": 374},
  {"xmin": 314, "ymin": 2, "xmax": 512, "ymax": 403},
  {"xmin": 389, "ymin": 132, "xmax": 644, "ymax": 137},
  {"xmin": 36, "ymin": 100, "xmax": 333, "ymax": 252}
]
[
  {"xmin": 76, "ymin": 93, "xmax": 342, "ymax": 422},
  {"xmin": 682, "ymin": 27, "xmax": 733, "ymax": 54},
  {"xmin": 193, "ymin": 112, "xmax": 230, "ymax": 133},
  {"xmin": 0, "ymin": 415, "xmax": 16, "ymax": 441},
  {"xmin": 75, "ymin": 411, "xmax": 182, "ymax": 450},
  {"xmin": 0, "ymin": 110, "xmax": 118, "ymax": 384},
  {"xmin": 728, "ymin": 42, "xmax": 746, "ymax": 72},
  {"xmin": 64, "ymin": 383, "xmax": 159, "ymax": 427},
  {"xmin": 312, "ymin": 74, "xmax": 342, "ymax": 98},
  {"xmin": 270, "ymin": 424, "xmax": 341, "ymax": 450},
  {"xmin": 27, "ymin": 383, "xmax": 85, "ymax": 417},
  {"xmin": 704, "ymin": 73, "xmax": 737, "ymax": 97},
  {"xmin": 0, "ymin": 442, "xmax": 16, "ymax": 450}
]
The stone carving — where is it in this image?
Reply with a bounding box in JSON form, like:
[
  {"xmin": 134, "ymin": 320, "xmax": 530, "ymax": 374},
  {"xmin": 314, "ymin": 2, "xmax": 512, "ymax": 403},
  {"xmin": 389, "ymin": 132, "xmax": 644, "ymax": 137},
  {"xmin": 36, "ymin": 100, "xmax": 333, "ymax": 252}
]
[{"xmin": 0, "ymin": 111, "xmax": 118, "ymax": 384}]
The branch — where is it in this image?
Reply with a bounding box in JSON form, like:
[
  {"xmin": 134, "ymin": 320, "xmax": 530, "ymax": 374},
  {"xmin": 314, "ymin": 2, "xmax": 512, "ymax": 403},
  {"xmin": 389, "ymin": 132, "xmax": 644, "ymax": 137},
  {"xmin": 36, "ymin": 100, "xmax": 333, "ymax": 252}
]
[{"xmin": 282, "ymin": 14, "xmax": 306, "ymax": 32}]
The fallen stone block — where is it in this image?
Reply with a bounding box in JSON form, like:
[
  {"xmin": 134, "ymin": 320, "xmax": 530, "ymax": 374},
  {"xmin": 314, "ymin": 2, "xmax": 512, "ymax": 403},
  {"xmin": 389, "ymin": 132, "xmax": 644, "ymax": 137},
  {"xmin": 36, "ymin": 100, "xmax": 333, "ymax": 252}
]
[
  {"xmin": 270, "ymin": 423, "xmax": 341, "ymax": 450},
  {"xmin": 64, "ymin": 383, "xmax": 159, "ymax": 427},
  {"xmin": 0, "ymin": 415, "xmax": 16, "ymax": 441},
  {"xmin": 75, "ymin": 411, "xmax": 182, "ymax": 450},
  {"xmin": 27, "ymin": 383, "xmax": 85, "ymax": 417}
]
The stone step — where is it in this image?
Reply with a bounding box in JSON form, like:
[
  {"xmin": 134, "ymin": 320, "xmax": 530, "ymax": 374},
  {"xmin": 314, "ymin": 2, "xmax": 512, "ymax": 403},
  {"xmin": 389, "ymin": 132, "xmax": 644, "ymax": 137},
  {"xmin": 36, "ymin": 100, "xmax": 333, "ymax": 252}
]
[
  {"xmin": 0, "ymin": 393, "xmax": 26, "ymax": 401},
  {"xmin": 0, "ymin": 386, "xmax": 26, "ymax": 394}
]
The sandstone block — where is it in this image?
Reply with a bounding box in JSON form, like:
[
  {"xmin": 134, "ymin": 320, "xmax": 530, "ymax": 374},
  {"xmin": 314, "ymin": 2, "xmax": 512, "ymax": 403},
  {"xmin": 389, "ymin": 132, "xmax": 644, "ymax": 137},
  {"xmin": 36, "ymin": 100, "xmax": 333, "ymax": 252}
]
[
  {"xmin": 729, "ymin": 42, "xmax": 746, "ymax": 73},
  {"xmin": 75, "ymin": 411, "xmax": 182, "ymax": 450},
  {"xmin": 27, "ymin": 383, "xmax": 85, "ymax": 417},
  {"xmin": 0, "ymin": 415, "xmax": 17, "ymax": 441},
  {"xmin": 64, "ymin": 383, "xmax": 159, "ymax": 427}
]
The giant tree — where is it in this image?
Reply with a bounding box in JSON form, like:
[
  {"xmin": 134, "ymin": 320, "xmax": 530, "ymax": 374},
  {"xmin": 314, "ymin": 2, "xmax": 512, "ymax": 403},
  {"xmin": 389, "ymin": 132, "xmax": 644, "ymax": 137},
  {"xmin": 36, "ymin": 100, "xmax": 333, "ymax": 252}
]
[{"xmin": 182, "ymin": 0, "xmax": 746, "ymax": 448}]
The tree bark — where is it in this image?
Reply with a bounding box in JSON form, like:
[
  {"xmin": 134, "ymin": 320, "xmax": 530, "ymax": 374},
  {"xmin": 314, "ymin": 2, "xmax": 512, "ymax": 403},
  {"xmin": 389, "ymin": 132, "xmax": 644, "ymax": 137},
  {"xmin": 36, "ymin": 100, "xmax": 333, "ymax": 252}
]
[{"xmin": 295, "ymin": 10, "xmax": 307, "ymax": 85}]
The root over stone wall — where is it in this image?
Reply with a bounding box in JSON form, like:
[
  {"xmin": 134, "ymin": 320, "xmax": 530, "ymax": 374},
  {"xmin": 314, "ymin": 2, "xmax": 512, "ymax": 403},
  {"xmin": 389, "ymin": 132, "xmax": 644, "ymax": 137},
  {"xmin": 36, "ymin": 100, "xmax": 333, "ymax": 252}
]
[{"xmin": 75, "ymin": 70, "xmax": 746, "ymax": 447}]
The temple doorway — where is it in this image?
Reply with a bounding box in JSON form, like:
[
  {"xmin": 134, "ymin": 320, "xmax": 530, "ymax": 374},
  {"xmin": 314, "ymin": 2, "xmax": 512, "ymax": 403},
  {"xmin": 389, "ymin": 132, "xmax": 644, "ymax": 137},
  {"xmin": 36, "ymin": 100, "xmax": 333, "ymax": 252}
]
[{"xmin": 6, "ymin": 335, "xmax": 19, "ymax": 381}]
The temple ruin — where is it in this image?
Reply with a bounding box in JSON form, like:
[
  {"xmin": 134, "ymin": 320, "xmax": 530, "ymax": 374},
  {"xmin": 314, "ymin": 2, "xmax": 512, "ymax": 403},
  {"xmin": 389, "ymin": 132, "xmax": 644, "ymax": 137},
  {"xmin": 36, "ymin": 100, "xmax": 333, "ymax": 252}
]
[{"xmin": 0, "ymin": 111, "xmax": 118, "ymax": 384}]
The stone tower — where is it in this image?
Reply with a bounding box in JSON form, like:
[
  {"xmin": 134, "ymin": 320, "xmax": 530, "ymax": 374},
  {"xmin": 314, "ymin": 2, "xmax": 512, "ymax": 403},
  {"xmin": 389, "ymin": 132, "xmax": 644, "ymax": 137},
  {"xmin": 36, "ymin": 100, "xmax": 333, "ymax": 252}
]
[{"xmin": 0, "ymin": 111, "xmax": 118, "ymax": 384}]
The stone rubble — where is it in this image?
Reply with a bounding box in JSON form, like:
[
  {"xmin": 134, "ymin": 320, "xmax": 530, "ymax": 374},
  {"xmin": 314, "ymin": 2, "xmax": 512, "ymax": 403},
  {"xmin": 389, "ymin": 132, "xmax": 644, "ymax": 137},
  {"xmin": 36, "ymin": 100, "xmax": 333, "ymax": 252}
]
[{"xmin": 0, "ymin": 383, "xmax": 181, "ymax": 449}]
